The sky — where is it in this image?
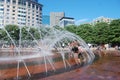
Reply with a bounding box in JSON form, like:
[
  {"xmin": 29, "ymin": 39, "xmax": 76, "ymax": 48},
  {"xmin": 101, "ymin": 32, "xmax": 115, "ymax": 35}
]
[{"xmin": 38, "ymin": 0, "xmax": 120, "ymax": 25}]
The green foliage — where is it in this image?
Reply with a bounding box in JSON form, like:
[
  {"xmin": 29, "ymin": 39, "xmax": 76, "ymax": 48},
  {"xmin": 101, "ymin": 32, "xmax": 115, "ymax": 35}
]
[
  {"xmin": 65, "ymin": 19, "xmax": 120, "ymax": 45},
  {"xmin": 1, "ymin": 19, "xmax": 120, "ymax": 46},
  {"xmin": 77, "ymin": 24, "xmax": 94, "ymax": 43},
  {"xmin": 5, "ymin": 25, "xmax": 19, "ymax": 41},
  {"xmin": 94, "ymin": 22, "xmax": 109, "ymax": 44},
  {"xmin": 65, "ymin": 25, "xmax": 77, "ymax": 34},
  {"xmin": 0, "ymin": 29, "xmax": 7, "ymax": 40},
  {"xmin": 108, "ymin": 19, "xmax": 120, "ymax": 45}
]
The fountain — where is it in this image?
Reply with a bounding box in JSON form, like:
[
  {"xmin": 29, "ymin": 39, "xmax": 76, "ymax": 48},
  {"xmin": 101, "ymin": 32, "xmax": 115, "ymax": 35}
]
[{"xmin": 0, "ymin": 26, "xmax": 95, "ymax": 79}]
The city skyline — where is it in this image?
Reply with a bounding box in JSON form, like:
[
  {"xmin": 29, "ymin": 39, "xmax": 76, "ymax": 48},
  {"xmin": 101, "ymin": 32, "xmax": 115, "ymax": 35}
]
[{"xmin": 39, "ymin": 0, "xmax": 120, "ymax": 25}]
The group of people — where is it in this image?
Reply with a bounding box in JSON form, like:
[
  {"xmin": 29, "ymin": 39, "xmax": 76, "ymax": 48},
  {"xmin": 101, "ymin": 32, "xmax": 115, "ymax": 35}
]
[{"xmin": 68, "ymin": 40, "xmax": 86, "ymax": 65}]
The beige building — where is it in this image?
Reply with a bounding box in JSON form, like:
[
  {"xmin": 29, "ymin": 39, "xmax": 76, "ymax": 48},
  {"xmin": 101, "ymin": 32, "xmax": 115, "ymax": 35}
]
[
  {"xmin": 50, "ymin": 12, "xmax": 65, "ymax": 27},
  {"xmin": 0, "ymin": 0, "xmax": 43, "ymax": 28},
  {"xmin": 92, "ymin": 16, "xmax": 113, "ymax": 24}
]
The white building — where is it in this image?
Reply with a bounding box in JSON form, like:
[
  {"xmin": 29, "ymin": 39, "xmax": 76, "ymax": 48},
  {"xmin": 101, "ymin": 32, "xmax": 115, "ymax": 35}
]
[
  {"xmin": 92, "ymin": 16, "xmax": 113, "ymax": 24},
  {"xmin": 59, "ymin": 17, "xmax": 75, "ymax": 27},
  {"xmin": 0, "ymin": 0, "xmax": 43, "ymax": 28},
  {"xmin": 50, "ymin": 12, "xmax": 65, "ymax": 27}
]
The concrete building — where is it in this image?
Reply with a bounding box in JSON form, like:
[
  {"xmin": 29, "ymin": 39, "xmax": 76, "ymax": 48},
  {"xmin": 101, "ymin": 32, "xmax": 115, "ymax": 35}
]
[
  {"xmin": 0, "ymin": 0, "xmax": 43, "ymax": 28},
  {"xmin": 31, "ymin": 0, "xmax": 38, "ymax": 2},
  {"xmin": 50, "ymin": 12, "xmax": 65, "ymax": 27},
  {"xmin": 59, "ymin": 17, "xmax": 75, "ymax": 27}
]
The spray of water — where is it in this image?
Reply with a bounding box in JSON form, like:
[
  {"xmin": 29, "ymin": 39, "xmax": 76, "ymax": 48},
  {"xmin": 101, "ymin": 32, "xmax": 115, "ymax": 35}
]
[{"xmin": 0, "ymin": 26, "xmax": 95, "ymax": 79}]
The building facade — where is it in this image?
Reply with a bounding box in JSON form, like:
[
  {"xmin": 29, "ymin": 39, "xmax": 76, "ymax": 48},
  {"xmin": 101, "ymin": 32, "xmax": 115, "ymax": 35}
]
[
  {"xmin": 50, "ymin": 12, "xmax": 65, "ymax": 27},
  {"xmin": 59, "ymin": 17, "xmax": 75, "ymax": 27},
  {"xmin": 0, "ymin": 0, "xmax": 43, "ymax": 28},
  {"xmin": 92, "ymin": 16, "xmax": 113, "ymax": 24},
  {"xmin": 31, "ymin": 0, "xmax": 38, "ymax": 2}
]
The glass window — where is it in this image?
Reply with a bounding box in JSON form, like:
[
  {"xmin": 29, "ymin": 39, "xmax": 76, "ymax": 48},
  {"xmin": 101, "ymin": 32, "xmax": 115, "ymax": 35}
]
[
  {"xmin": 7, "ymin": 5, "xmax": 9, "ymax": 7},
  {"xmin": 18, "ymin": 0, "xmax": 26, "ymax": 5},
  {"xmin": 12, "ymin": 0, "xmax": 16, "ymax": 4},
  {"xmin": 13, "ymin": 10, "xmax": 15, "ymax": 12},
  {"xmin": 0, "ymin": 0, "xmax": 4, "ymax": 2},
  {"xmin": 32, "ymin": 4, "xmax": 35, "ymax": 9},
  {"xmin": 13, "ymin": 6, "xmax": 15, "ymax": 8},
  {"xmin": 0, "ymin": 8, "xmax": 4, "ymax": 11},
  {"xmin": 7, "ymin": 9, "xmax": 9, "ymax": 11},
  {"xmin": 6, "ymin": 0, "xmax": 10, "ymax": 3}
]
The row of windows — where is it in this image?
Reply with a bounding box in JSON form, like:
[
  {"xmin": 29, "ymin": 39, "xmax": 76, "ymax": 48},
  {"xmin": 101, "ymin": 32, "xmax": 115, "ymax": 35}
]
[
  {"xmin": 0, "ymin": 22, "xmax": 41, "ymax": 27},
  {"xmin": 3, "ymin": 0, "xmax": 42, "ymax": 10},
  {"xmin": 18, "ymin": 14, "xmax": 26, "ymax": 18},
  {"xmin": 0, "ymin": 8, "xmax": 4, "ymax": 11},
  {"xmin": 18, "ymin": 7, "xmax": 26, "ymax": 10},
  {"xmin": 18, "ymin": 10, "xmax": 26, "ymax": 14},
  {"xmin": 18, "ymin": 18, "xmax": 26, "ymax": 21},
  {"xmin": 0, "ymin": 0, "xmax": 4, "ymax": 2},
  {"xmin": 18, "ymin": 22, "xmax": 26, "ymax": 25}
]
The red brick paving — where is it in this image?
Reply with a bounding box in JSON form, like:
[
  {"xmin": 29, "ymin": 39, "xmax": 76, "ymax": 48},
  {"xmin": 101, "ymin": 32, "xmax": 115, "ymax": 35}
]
[
  {"xmin": 39, "ymin": 56, "xmax": 120, "ymax": 80},
  {"xmin": 0, "ymin": 57, "xmax": 76, "ymax": 79},
  {"xmin": 0, "ymin": 50, "xmax": 120, "ymax": 80}
]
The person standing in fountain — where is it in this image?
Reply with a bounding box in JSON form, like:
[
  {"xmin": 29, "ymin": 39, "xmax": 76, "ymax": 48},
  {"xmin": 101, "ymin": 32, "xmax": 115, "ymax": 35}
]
[
  {"xmin": 72, "ymin": 46, "xmax": 81, "ymax": 65},
  {"xmin": 71, "ymin": 41, "xmax": 85, "ymax": 65}
]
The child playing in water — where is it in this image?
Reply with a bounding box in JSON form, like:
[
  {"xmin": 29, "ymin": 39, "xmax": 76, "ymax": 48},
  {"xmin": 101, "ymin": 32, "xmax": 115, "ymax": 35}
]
[{"xmin": 72, "ymin": 46, "xmax": 83, "ymax": 65}]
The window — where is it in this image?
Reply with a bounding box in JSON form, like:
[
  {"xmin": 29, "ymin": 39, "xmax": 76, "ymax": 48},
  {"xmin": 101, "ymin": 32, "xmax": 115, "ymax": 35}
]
[
  {"xmin": 6, "ymin": 0, "xmax": 10, "ymax": 3},
  {"xmin": 36, "ymin": 6, "xmax": 38, "ymax": 10},
  {"xmin": 28, "ymin": 2, "xmax": 31, "ymax": 8},
  {"xmin": 7, "ymin": 5, "xmax": 9, "ymax": 7},
  {"xmin": 18, "ymin": 0, "xmax": 26, "ymax": 5},
  {"xmin": 32, "ymin": 4, "xmax": 35, "ymax": 9},
  {"xmin": 12, "ymin": 17, "xmax": 15, "ymax": 19},
  {"xmin": 0, "ymin": 0, "xmax": 4, "ymax": 2},
  {"xmin": 13, "ymin": 10, "xmax": 15, "ymax": 12},
  {"xmin": 28, "ymin": 16, "xmax": 30, "ymax": 18},
  {"xmin": 0, "ymin": 8, "xmax": 4, "ymax": 11},
  {"xmin": 7, "ymin": 9, "xmax": 9, "ymax": 11},
  {"xmin": 13, "ymin": 6, "xmax": 15, "ymax": 8},
  {"xmin": 12, "ymin": 0, "xmax": 16, "ymax": 4},
  {"xmin": 0, "ymin": 4, "xmax": 3, "ymax": 6},
  {"xmin": 40, "ymin": 7, "xmax": 42, "ymax": 11}
]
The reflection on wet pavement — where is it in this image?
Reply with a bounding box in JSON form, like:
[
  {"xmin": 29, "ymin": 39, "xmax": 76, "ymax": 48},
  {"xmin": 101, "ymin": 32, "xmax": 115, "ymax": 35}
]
[{"xmin": 41, "ymin": 56, "xmax": 120, "ymax": 80}]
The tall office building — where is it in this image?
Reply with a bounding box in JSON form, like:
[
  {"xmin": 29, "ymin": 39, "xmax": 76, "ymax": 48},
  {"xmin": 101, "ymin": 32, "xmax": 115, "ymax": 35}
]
[
  {"xmin": 50, "ymin": 12, "xmax": 65, "ymax": 27},
  {"xmin": 0, "ymin": 0, "xmax": 43, "ymax": 28}
]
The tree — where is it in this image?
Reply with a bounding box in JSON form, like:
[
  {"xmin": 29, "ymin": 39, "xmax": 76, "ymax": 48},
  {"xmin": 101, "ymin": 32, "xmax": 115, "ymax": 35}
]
[
  {"xmin": 108, "ymin": 19, "xmax": 120, "ymax": 46},
  {"xmin": 0, "ymin": 29, "xmax": 7, "ymax": 40},
  {"xmin": 4, "ymin": 25, "xmax": 19, "ymax": 42},
  {"xmin": 94, "ymin": 22, "xmax": 109, "ymax": 44},
  {"xmin": 76, "ymin": 24, "xmax": 94, "ymax": 43},
  {"xmin": 64, "ymin": 25, "xmax": 77, "ymax": 34}
]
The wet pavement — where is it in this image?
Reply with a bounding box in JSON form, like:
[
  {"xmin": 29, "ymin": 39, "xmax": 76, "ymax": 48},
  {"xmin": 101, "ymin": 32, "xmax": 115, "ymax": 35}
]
[
  {"xmin": 40, "ymin": 56, "xmax": 120, "ymax": 80},
  {"xmin": 0, "ymin": 50, "xmax": 120, "ymax": 80}
]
